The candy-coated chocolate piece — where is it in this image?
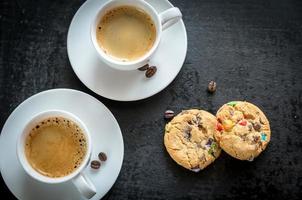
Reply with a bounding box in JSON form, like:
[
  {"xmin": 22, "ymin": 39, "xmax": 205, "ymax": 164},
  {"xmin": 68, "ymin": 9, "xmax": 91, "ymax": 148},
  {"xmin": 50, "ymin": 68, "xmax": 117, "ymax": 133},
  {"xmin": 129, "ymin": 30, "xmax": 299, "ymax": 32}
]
[
  {"xmin": 227, "ymin": 101, "xmax": 238, "ymax": 106},
  {"xmin": 222, "ymin": 119, "xmax": 234, "ymax": 131},
  {"xmin": 216, "ymin": 123, "xmax": 224, "ymax": 131},
  {"xmin": 239, "ymin": 120, "xmax": 247, "ymax": 126},
  {"xmin": 261, "ymin": 133, "xmax": 267, "ymax": 141}
]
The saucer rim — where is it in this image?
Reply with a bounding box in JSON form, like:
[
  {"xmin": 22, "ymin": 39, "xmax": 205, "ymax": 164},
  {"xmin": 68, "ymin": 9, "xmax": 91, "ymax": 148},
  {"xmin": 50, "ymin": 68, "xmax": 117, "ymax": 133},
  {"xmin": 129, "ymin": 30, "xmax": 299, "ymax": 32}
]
[
  {"xmin": 67, "ymin": 0, "xmax": 188, "ymax": 102},
  {"xmin": 0, "ymin": 88, "xmax": 124, "ymax": 200}
]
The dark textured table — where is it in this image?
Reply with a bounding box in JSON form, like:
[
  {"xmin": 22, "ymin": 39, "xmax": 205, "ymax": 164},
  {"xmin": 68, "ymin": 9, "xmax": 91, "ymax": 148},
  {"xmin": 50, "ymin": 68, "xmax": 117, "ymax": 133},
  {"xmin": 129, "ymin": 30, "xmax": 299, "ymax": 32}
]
[{"xmin": 1, "ymin": 0, "xmax": 302, "ymax": 199}]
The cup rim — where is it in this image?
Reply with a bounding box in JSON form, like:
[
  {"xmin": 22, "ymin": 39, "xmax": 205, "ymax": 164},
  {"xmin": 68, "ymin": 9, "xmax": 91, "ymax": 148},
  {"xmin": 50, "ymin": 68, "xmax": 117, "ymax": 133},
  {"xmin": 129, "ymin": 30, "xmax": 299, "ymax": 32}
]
[
  {"xmin": 17, "ymin": 110, "xmax": 92, "ymax": 184},
  {"xmin": 90, "ymin": 0, "xmax": 162, "ymax": 70}
]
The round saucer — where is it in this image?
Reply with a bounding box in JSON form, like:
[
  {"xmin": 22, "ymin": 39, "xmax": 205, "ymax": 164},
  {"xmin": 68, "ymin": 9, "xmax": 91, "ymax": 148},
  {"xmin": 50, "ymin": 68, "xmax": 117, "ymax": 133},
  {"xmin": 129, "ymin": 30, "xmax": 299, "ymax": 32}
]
[
  {"xmin": 0, "ymin": 89, "xmax": 124, "ymax": 200},
  {"xmin": 67, "ymin": 0, "xmax": 187, "ymax": 101}
]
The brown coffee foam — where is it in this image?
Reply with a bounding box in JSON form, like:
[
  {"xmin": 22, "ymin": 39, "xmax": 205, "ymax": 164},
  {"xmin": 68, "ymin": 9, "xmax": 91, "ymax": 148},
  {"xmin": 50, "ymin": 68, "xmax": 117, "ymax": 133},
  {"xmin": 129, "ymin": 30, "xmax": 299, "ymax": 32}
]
[
  {"xmin": 25, "ymin": 117, "xmax": 87, "ymax": 178},
  {"xmin": 96, "ymin": 5, "xmax": 156, "ymax": 61}
]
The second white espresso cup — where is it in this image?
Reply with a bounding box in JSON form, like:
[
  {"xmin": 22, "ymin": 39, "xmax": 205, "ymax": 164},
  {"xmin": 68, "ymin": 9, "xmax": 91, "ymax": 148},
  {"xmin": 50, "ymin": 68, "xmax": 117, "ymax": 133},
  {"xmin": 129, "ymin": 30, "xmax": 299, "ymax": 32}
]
[
  {"xmin": 17, "ymin": 110, "xmax": 96, "ymax": 199},
  {"xmin": 90, "ymin": 0, "xmax": 182, "ymax": 71}
]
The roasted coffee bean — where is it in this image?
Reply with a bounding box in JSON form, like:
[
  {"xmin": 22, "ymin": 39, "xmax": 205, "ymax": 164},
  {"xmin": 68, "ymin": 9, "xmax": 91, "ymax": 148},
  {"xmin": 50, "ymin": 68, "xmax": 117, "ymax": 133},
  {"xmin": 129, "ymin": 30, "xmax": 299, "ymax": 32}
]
[
  {"xmin": 207, "ymin": 81, "xmax": 217, "ymax": 93},
  {"xmin": 164, "ymin": 110, "xmax": 175, "ymax": 119},
  {"xmin": 253, "ymin": 122, "xmax": 261, "ymax": 131},
  {"xmin": 145, "ymin": 66, "xmax": 157, "ymax": 78},
  {"xmin": 98, "ymin": 152, "xmax": 107, "ymax": 161},
  {"xmin": 91, "ymin": 160, "xmax": 101, "ymax": 169},
  {"xmin": 138, "ymin": 64, "xmax": 149, "ymax": 71}
]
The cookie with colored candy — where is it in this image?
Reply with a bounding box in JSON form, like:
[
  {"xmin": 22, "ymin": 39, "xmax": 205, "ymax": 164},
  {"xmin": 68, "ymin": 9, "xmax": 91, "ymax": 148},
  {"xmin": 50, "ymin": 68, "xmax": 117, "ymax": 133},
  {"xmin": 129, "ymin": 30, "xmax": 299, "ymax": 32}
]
[
  {"xmin": 164, "ymin": 109, "xmax": 221, "ymax": 172},
  {"xmin": 215, "ymin": 101, "xmax": 271, "ymax": 161}
]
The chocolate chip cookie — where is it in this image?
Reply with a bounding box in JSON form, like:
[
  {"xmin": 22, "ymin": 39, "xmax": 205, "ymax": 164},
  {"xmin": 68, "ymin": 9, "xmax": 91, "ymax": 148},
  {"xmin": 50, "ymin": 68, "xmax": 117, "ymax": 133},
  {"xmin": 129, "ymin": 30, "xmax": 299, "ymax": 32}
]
[
  {"xmin": 215, "ymin": 101, "xmax": 271, "ymax": 161},
  {"xmin": 164, "ymin": 109, "xmax": 221, "ymax": 172}
]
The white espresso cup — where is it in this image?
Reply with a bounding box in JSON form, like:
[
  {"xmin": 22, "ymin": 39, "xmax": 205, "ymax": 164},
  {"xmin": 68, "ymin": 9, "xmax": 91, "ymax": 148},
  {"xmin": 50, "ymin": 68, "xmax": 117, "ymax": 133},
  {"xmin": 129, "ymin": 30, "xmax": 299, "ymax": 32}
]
[
  {"xmin": 17, "ymin": 110, "xmax": 96, "ymax": 199},
  {"xmin": 90, "ymin": 0, "xmax": 182, "ymax": 71}
]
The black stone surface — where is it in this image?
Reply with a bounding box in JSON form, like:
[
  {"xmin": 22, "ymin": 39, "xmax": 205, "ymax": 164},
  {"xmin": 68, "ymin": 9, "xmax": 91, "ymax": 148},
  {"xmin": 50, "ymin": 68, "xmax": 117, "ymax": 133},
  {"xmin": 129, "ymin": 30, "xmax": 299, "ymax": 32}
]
[{"xmin": 1, "ymin": 0, "xmax": 302, "ymax": 199}]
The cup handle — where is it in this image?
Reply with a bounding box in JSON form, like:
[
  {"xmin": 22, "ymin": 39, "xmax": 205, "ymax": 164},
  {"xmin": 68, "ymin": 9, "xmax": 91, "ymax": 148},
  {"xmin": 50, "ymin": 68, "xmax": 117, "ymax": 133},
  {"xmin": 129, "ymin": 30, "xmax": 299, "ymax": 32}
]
[
  {"xmin": 72, "ymin": 172, "xmax": 96, "ymax": 199},
  {"xmin": 159, "ymin": 7, "xmax": 182, "ymax": 31}
]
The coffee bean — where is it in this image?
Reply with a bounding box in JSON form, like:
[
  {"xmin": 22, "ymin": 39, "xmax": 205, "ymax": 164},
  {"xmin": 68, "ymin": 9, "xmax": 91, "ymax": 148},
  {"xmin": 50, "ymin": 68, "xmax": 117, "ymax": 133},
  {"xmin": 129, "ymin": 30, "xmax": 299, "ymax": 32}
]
[
  {"xmin": 207, "ymin": 80, "xmax": 217, "ymax": 93},
  {"xmin": 164, "ymin": 110, "xmax": 175, "ymax": 119},
  {"xmin": 98, "ymin": 152, "xmax": 107, "ymax": 161},
  {"xmin": 145, "ymin": 66, "xmax": 157, "ymax": 78},
  {"xmin": 253, "ymin": 122, "xmax": 261, "ymax": 131},
  {"xmin": 90, "ymin": 160, "xmax": 101, "ymax": 169},
  {"xmin": 138, "ymin": 64, "xmax": 149, "ymax": 71}
]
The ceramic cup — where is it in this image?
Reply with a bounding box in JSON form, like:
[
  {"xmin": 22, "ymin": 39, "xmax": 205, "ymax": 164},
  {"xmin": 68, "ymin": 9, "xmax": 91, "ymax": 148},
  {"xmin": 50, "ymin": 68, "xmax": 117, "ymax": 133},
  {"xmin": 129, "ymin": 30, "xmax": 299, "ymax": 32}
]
[
  {"xmin": 17, "ymin": 110, "xmax": 96, "ymax": 199},
  {"xmin": 90, "ymin": 0, "xmax": 182, "ymax": 71}
]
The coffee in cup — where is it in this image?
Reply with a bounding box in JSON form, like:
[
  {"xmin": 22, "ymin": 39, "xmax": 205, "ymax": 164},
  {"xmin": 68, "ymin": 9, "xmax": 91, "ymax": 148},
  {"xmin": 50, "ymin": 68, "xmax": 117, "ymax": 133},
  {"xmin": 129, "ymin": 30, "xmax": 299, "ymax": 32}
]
[
  {"xmin": 96, "ymin": 5, "xmax": 156, "ymax": 62},
  {"xmin": 90, "ymin": 0, "xmax": 182, "ymax": 70},
  {"xmin": 24, "ymin": 117, "xmax": 87, "ymax": 178},
  {"xmin": 18, "ymin": 110, "xmax": 96, "ymax": 199}
]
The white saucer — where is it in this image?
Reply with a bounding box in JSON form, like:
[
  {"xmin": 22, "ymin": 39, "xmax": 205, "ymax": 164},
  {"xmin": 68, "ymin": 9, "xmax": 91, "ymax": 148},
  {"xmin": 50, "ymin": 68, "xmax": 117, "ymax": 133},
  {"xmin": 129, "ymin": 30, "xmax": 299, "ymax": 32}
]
[
  {"xmin": 67, "ymin": 0, "xmax": 187, "ymax": 101},
  {"xmin": 0, "ymin": 89, "xmax": 124, "ymax": 200}
]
